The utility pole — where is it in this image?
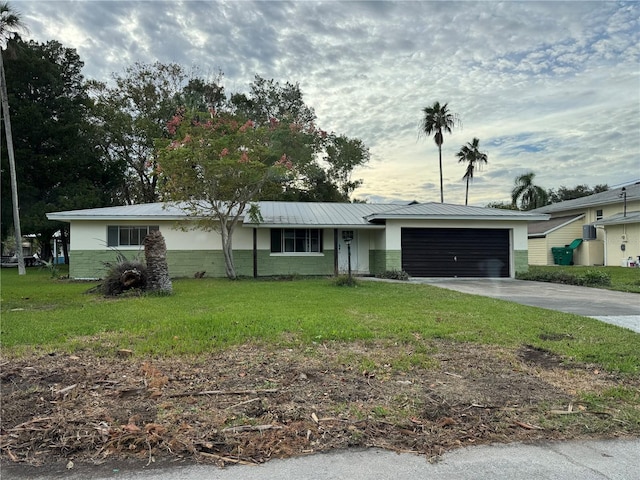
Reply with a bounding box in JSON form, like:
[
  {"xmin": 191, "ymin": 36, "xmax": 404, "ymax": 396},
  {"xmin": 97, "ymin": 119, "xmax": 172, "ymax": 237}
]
[{"xmin": 1, "ymin": 51, "xmax": 25, "ymax": 274}]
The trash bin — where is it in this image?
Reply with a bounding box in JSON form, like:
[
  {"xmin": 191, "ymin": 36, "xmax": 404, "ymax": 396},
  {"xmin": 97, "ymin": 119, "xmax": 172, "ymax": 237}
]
[{"xmin": 551, "ymin": 247, "xmax": 574, "ymax": 265}]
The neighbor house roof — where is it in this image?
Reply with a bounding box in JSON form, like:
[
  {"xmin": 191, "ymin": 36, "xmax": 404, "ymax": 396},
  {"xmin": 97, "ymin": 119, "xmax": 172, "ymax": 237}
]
[
  {"xmin": 47, "ymin": 201, "xmax": 549, "ymax": 227},
  {"xmin": 530, "ymin": 182, "xmax": 640, "ymax": 215},
  {"xmin": 527, "ymin": 214, "xmax": 585, "ymax": 238},
  {"xmin": 594, "ymin": 211, "xmax": 640, "ymax": 226}
]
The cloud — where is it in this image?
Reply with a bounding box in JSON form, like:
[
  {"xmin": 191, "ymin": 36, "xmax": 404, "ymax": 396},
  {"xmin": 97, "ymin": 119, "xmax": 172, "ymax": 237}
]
[{"xmin": 15, "ymin": 0, "xmax": 640, "ymax": 206}]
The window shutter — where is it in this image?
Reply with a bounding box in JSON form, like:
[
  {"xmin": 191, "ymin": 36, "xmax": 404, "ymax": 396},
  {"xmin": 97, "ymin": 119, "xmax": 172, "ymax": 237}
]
[
  {"xmin": 270, "ymin": 229, "xmax": 282, "ymax": 253},
  {"xmin": 107, "ymin": 226, "xmax": 118, "ymax": 247}
]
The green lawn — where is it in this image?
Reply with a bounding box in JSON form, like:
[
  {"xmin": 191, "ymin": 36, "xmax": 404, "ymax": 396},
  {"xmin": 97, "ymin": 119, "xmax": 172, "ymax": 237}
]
[{"xmin": 2, "ymin": 267, "xmax": 639, "ymax": 373}]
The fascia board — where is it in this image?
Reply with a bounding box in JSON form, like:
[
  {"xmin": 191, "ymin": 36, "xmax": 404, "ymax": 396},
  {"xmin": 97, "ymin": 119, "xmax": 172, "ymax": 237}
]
[{"xmin": 365, "ymin": 214, "xmax": 550, "ymax": 222}]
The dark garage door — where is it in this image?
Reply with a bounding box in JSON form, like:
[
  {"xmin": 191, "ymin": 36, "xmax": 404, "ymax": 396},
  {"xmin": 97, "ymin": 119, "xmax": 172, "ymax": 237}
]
[{"xmin": 401, "ymin": 228, "xmax": 510, "ymax": 277}]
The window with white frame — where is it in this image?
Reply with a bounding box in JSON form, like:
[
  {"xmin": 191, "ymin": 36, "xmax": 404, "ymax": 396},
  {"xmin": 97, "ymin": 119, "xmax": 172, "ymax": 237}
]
[
  {"xmin": 107, "ymin": 225, "xmax": 159, "ymax": 247},
  {"xmin": 596, "ymin": 209, "xmax": 603, "ymax": 220},
  {"xmin": 270, "ymin": 228, "xmax": 323, "ymax": 253}
]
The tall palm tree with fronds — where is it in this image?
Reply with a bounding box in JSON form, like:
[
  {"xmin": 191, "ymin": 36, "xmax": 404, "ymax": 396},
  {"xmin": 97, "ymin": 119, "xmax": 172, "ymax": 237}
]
[
  {"xmin": 456, "ymin": 137, "xmax": 487, "ymax": 205},
  {"xmin": 420, "ymin": 101, "xmax": 458, "ymax": 203},
  {"xmin": 511, "ymin": 171, "xmax": 549, "ymax": 210},
  {"xmin": 0, "ymin": 1, "xmax": 28, "ymax": 274}
]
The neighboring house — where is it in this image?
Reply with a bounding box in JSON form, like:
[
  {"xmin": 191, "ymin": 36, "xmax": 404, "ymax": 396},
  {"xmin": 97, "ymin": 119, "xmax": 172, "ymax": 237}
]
[
  {"xmin": 528, "ymin": 182, "xmax": 640, "ymax": 267},
  {"xmin": 46, "ymin": 201, "xmax": 548, "ymax": 280}
]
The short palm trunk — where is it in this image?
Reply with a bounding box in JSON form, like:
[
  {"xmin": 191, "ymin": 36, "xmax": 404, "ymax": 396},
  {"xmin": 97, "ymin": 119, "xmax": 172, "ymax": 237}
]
[{"xmin": 144, "ymin": 230, "xmax": 172, "ymax": 294}]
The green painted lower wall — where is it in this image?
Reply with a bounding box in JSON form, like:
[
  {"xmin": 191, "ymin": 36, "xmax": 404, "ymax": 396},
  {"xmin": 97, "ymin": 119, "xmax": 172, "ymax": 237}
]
[
  {"xmin": 256, "ymin": 251, "xmax": 335, "ymax": 276},
  {"xmin": 69, "ymin": 251, "xmax": 120, "ymax": 279},
  {"xmin": 369, "ymin": 250, "xmax": 401, "ymax": 274},
  {"xmin": 69, "ymin": 249, "xmax": 335, "ymax": 279},
  {"xmin": 167, "ymin": 251, "xmax": 243, "ymax": 277},
  {"xmin": 514, "ymin": 250, "xmax": 528, "ymax": 274},
  {"xmin": 70, "ymin": 248, "xmax": 529, "ymax": 279}
]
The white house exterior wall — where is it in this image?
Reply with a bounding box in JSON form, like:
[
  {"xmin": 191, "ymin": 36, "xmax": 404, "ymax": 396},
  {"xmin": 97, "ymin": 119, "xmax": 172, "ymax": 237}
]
[
  {"xmin": 383, "ymin": 220, "xmax": 528, "ymax": 250},
  {"xmin": 71, "ymin": 220, "xmax": 243, "ymax": 251}
]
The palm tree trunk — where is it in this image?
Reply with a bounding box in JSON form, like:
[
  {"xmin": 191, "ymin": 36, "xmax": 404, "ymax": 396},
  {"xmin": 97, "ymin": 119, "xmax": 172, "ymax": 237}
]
[
  {"xmin": 438, "ymin": 145, "xmax": 444, "ymax": 203},
  {"xmin": 465, "ymin": 177, "xmax": 469, "ymax": 206},
  {"xmin": 0, "ymin": 51, "xmax": 25, "ymax": 275}
]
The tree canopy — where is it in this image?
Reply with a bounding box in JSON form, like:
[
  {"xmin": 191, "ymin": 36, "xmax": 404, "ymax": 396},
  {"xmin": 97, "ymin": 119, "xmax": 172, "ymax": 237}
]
[
  {"xmin": 547, "ymin": 184, "xmax": 608, "ymax": 203},
  {"xmin": 511, "ymin": 172, "xmax": 549, "ymax": 210},
  {"xmin": 0, "ymin": 39, "xmax": 122, "ymax": 259},
  {"xmin": 157, "ymin": 110, "xmax": 296, "ymax": 279},
  {"xmin": 0, "ymin": 44, "xmax": 371, "ymax": 259},
  {"xmin": 88, "ymin": 69, "xmax": 368, "ymax": 205},
  {"xmin": 88, "ymin": 62, "xmax": 203, "ymax": 204}
]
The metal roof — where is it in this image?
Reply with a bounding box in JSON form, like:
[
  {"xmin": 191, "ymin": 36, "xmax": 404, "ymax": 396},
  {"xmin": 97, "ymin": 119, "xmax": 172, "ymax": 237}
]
[
  {"xmin": 364, "ymin": 202, "xmax": 548, "ymax": 222},
  {"xmin": 47, "ymin": 200, "xmax": 548, "ymax": 226},
  {"xmin": 530, "ymin": 182, "xmax": 640, "ymax": 214},
  {"xmin": 46, "ymin": 202, "xmax": 192, "ymax": 221},
  {"xmin": 245, "ymin": 202, "xmax": 400, "ymax": 228}
]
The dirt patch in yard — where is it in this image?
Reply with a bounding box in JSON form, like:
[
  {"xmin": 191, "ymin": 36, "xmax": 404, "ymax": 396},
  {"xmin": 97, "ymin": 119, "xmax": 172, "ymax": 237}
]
[{"xmin": 1, "ymin": 340, "xmax": 639, "ymax": 472}]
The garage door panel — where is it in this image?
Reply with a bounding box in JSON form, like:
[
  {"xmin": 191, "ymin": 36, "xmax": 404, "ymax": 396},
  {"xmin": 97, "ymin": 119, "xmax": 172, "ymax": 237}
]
[{"xmin": 401, "ymin": 228, "xmax": 509, "ymax": 277}]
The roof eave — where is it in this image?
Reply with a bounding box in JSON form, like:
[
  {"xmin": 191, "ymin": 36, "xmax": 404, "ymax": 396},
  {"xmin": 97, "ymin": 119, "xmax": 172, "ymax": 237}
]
[
  {"xmin": 46, "ymin": 214, "xmax": 201, "ymax": 222},
  {"xmin": 595, "ymin": 218, "xmax": 640, "ymax": 226},
  {"xmin": 243, "ymin": 222, "xmax": 385, "ymax": 229},
  {"xmin": 365, "ymin": 214, "xmax": 550, "ymax": 222}
]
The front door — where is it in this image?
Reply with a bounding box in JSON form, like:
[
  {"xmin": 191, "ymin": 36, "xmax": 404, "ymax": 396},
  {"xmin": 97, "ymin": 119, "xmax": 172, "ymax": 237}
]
[{"xmin": 338, "ymin": 230, "xmax": 358, "ymax": 273}]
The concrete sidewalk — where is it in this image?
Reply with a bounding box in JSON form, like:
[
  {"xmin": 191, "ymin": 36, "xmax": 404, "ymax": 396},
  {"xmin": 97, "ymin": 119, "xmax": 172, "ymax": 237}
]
[{"xmin": 4, "ymin": 438, "xmax": 639, "ymax": 479}]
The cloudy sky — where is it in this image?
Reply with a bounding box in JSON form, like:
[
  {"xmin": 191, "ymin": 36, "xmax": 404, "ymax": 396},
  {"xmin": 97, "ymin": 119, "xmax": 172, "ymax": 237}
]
[{"xmin": 14, "ymin": 0, "xmax": 640, "ymax": 205}]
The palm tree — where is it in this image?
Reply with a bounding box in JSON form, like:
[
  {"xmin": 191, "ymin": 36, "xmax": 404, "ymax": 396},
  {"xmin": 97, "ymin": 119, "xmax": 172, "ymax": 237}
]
[
  {"xmin": 456, "ymin": 137, "xmax": 487, "ymax": 205},
  {"xmin": 420, "ymin": 101, "xmax": 458, "ymax": 203},
  {"xmin": 511, "ymin": 171, "xmax": 549, "ymax": 210},
  {"xmin": 0, "ymin": 1, "xmax": 28, "ymax": 274}
]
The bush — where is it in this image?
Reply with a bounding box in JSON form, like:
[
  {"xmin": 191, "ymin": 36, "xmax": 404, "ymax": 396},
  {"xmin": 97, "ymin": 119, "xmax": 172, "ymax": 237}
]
[
  {"xmin": 580, "ymin": 269, "xmax": 612, "ymax": 287},
  {"xmin": 517, "ymin": 269, "xmax": 611, "ymax": 287},
  {"xmin": 101, "ymin": 256, "xmax": 148, "ymax": 296},
  {"xmin": 332, "ymin": 275, "xmax": 359, "ymax": 287},
  {"xmin": 375, "ymin": 270, "xmax": 410, "ymax": 281},
  {"xmin": 39, "ymin": 259, "xmax": 60, "ymax": 279}
]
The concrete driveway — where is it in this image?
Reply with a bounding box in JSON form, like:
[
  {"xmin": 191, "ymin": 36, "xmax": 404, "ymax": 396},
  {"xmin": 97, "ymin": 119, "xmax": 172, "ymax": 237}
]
[{"xmin": 412, "ymin": 278, "xmax": 640, "ymax": 333}]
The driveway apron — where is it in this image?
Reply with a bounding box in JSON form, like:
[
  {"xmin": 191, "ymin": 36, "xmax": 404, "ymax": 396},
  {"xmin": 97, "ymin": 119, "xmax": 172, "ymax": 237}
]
[{"xmin": 411, "ymin": 278, "xmax": 640, "ymax": 333}]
